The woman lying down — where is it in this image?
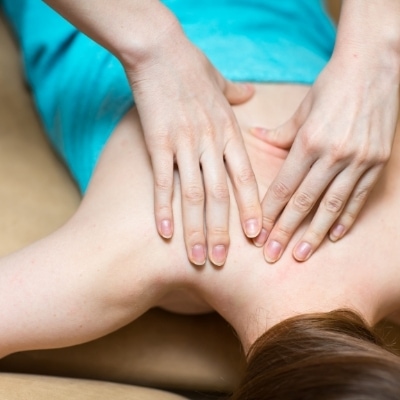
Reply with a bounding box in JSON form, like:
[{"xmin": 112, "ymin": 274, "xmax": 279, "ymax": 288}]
[
  {"xmin": 1, "ymin": 87, "xmax": 400, "ymax": 397},
  {"xmin": 2, "ymin": 1, "xmax": 400, "ymax": 399}
]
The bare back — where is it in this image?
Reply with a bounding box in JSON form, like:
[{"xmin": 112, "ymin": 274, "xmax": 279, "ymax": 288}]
[
  {"xmin": 2, "ymin": 83, "xmax": 400, "ymax": 356},
  {"xmin": 84, "ymin": 83, "xmax": 400, "ymax": 327}
]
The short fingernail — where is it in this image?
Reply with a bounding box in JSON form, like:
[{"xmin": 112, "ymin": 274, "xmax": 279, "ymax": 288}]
[
  {"xmin": 250, "ymin": 127, "xmax": 267, "ymax": 136},
  {"xmin": 160, "ymin": 219, "xmax": 172, "ymax": 238},
  {"xmin": 265, "ymin": 240, "xmax": 282, "ymax": 263},
  {"xmin": 192, "ymin": 244, "xmax": 206, "ymax": 266},
  {"xmin": 241, "ymin": 83, "xmax": 253, "ymax": 92},
  {"xmin": 245, "ymin": 219, "xmax": 260, "ymax": 238},
  {"xmin": 253, "ymin": 228, "xmax": 269, "ymax": 247},
  {"xmin": 294, "ymin": 242, "xmax": 312, "ymax": 262},
  {"xmin": 330, "ymin": 224, "xmax": 345, "ymax": 241},
  {"xmin": 212, "ymin": 245, "xmax": 226, "ymax": 266}
]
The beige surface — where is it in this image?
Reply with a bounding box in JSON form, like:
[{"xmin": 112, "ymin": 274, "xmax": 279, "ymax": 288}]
[
  {"xmin": 0, "ymin": 15, "xmax": 81, "ymax": 256},
  {"xmin": 0, "ymin": 374, "xmax": 190, "ymax": 400},
  {"xmin": 0, "ymin": 310, "xmax": 244, "ymax": 393},
  {"xmin": 326, "ymin": 0, "xmax": 341, "ymax": 23}
]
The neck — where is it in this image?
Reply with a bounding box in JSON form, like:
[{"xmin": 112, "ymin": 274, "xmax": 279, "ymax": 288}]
[
  {"xmin": 217, "ymin": 266, "xmax": 393, "ymax": 354},
  {"xmin": 161, "ymin": 84, "xmax": 400, "ymax": 356},
  {"xmin": 213, "ymin": 242, "xmax": 397, "ymax": 354}
]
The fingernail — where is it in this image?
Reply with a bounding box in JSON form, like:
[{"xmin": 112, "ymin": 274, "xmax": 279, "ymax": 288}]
[
  {"xmin": 250, "ymin": 127, "xmax": 267, "ymax": 136},
  {"xmin": 160, "ymin": 219, "xmax": 172, "ymax": 238},
  {"xmin": 212, "ymin": 245, "xmax": 226, "ymax": 266},
  {"xmin": 192, "ymin": 244, "xmax": 206, "ymax": 265},
  {"xmin": 265, "ymin": 240, "xmax": 282, "ymax": 263},
  {"xmin": 330, "ymin": 224, "xmax": 345, "ymax": 241},
  {"xmin": 245, "ymin": 219, "xmax": 260, "ymax": 238},
  {"xmin": 294, "ymin": 242, "xmax": 312, "ymax": 261},
  {"xmin": 242, "ymin": 83, "xmax": 253, "ymax": 92},
  {"xmin": 253, "ymin": 228, "xmax": 268, "ymax": 247}
]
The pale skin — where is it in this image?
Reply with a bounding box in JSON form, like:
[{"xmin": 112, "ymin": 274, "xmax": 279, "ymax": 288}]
[
  {"xmin": 255, "ymin": 0, "xmax": 400, "ymax": 263},
  {"xmin": 1, "ymin": 83, "xmax": 400, "ymax": 359},
  {"xmin": 44, "ymin": 0, "xmax": 262, "ymax": 267},
  {"xmin": 43, "ymin": 0, "xmax": 400, "ymax": 267}
]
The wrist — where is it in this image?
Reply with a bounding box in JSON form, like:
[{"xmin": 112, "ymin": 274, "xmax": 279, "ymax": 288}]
[
  {"xmin": 116, "ymin": 3, "xmax": 183, "ymax": 72},
  {"xmin": 45, "ymin": 0, "xmax": 182, "ymax": 72},
  {"xmin": 332, "ymin": 44, "xmax": 400, "ymax": 86},
  {"xmin": 334, "ymin": 0, "xmax": 400, "ymax": 82}
]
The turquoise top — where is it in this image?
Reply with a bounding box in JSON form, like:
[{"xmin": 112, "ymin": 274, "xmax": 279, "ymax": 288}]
[{"xmin": 0, "ymin": 0, "xmax": 336, "ymax": 192}]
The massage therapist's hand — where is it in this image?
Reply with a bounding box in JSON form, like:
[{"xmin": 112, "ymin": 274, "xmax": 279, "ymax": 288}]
[
  {"xmin": 252, "ymin": 55, "xmax": 399, "ymax": 263},
  {"xmin": 253, "ymin": 59, "xmax": 398, "ymax": 262},
  {"xmin": 44, "ymin": 0, "xmax": 262, "ymax": 266},
  {"xmin": 252, "ymin": 0, "xmax": 400, "ymax": 263},
  {"xmin": 128, "ymin": 23, "xmax": 262, "ymax": 267},
  {"xmin": 252, "ymin": 4, "xmax": 400, "ymax": 263}
]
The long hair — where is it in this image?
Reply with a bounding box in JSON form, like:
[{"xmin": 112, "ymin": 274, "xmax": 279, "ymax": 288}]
[{"xmin": 231, "ymin": 309, "xmax": 400, "ymax": 399}]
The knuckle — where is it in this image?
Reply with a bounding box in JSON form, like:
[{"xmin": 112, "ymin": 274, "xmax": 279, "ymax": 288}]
[
  {"xmin": 270, "ymin": 180, "xmax": 291, "ymax": 202},
  {"xmin": 325, "ymin": 145, "xmax": 352, "ymax": 169},
  {"xmin": 242, "ymin": 204, "xmax": 261, "ymax": 219},
  {"xmin": 275, "ymin": 223, "xmax": 293, "ymax": 240},
  {"xmin": 342, "ymin": 209, "xmax": 357, "ymax": 225},
  {"xmin": 324, "ymin": 194, "xmax": 345, "ymax": 214},
  {"xmin": 208, "ymin": 183, "xmax": 229, "ymax": 201},
  {"xmin": 374, "ymin": 146, "xmax": 391, "ymax": 165},
  {"xmin": 154, "ymin": 174, "xmax": 172, "ymax": 192},
  {"xmin": 183, "ymin": 185, "xmax": 205, "ymax": 205},
  {"xmin": 352, "ymin": 151, "xmax": 369, "ymax": 168},
  {"xmin": 299, "ymin": 127, "xmax": 319, "ymax": 154},
  {"xmin": 352, "ymin": 146, "xmax": 377, "ymax": 168},
  {"xmin": 148, "ymin": 129, "xmax": 171, "ymax": 148},
  {"xmin": 181, "ymin": 127, "xmax": 197, "ymax": 146},
  {"xmin": 156, "ymin": 204, "xmax": 171, "ymax": 215},
  {"xmin": 186, "ymin": 228, "xmax": 205, "ymax": 243},
  {"xmin": 208, "ymin": 225, "xmax": 229, "ymax": 240},
  {"xmin": 353, "ymin": 186, "xmax": 369, "ymax": 204},
  {"xmin": 262, "ymin": 214, "xmax": 275, "ymax": 228},
  {"xmin": 292, "ymin": 191, "xmax": 314, "ymax": 213},
  {"xmin": 236, "ymin": 167, "xmax": 256, "ymax": 186},
  {"xmin": 354, "ymin": 144, "xmax": 391, "ymax": 167},
  {"xmin": 305, "ymin": 229, "xmax": 325, "ymax": 244}
]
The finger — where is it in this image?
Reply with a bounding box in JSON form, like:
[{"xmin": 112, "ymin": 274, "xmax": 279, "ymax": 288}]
[
  {"xmin": 222, "ymin": 80, "xmax": 255, "ymax": 105},
  {"xmin": 250, "ymin": 117, "xmax": 299, "ymax": 149},
  {"xmin": 177, "ymin": 151, "xmax": 207, "ymax": 266},
  {"xmin": 224, "ymin": 136, "xmax": 262, "ymax": 239},
  {"xmin": 254, "ymin": 142, "xmax": 315, "ymax": 248},
  {"xmin": 329, "ymin": 166, "xmax": 382, "ymax": 243},
  {"xmin": 263, "ymin": 159, "xmax": 340, "ymax": 263},
  {"xmin": 201, "ymin": 152, "xmax": 230, "ymax": 266},
  {"xmin": 152, "ymin": 149, "xmax": 174, "ymax": 239},
  {"xmin": 292, "ymin": 169, "xmax": 363, "ymax": 262}
]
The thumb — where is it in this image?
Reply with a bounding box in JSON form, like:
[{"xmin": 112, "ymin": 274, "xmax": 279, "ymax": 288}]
[
  {"xmin": 250, "ymin": 117, "xmax": 299, "ymax": 149},
  {"xmin": 223, "ymin": 80, "xmax": 255, "ymax": 105}
]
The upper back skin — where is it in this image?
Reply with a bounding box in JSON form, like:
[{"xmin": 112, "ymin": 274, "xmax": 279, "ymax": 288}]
[{"xmin": 78, "ymin": 83, "xmax": 400, "ymax": 337}]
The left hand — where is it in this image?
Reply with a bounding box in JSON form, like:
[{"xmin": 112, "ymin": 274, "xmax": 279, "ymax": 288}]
[{"xmin": 252, "ymin": 55, "xmax": 399, "ymax": 263}]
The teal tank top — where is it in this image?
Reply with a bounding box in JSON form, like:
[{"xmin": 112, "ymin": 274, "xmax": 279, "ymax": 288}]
[{"xmin": 0, "ymin": 0, "xmax": 336, "ymax": 191}]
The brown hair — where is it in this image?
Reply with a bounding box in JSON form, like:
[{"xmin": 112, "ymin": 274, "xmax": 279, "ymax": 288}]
[{"xmin": 231, "ymin": 309, "xmax": 400, "ymax": 399}]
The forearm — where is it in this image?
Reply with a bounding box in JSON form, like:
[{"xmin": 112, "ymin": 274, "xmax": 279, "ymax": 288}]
[
  {"xmin": 43, "ymin": 0, "xmax": 181, "ymax": 69},
  {"xmin": 334, "ymin": 0, "xmax": 400, "ymax": 80}
]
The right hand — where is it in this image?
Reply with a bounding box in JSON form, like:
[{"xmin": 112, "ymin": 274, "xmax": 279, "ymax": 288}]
[{"xmin": 124, "ymin": 19, "xmax": 262, "ymax": 266}]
